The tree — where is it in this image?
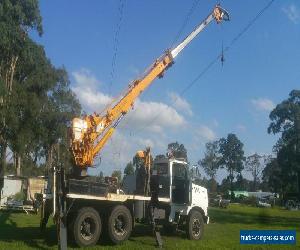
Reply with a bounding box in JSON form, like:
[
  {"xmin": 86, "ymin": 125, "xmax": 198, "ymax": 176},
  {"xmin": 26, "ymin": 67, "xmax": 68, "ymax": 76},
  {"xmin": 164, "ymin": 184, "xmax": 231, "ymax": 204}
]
[
  {"xmin": 154, "ymin": 154, "xmax": 167, "ymax": 161},
  {"xmin": 6, "ymin": 44, "xmax": 80, "ymax": 176},
  {"xmin": 207, "ymin": 178, "xmax": 218, "ymax": 193},
  {"xmin": 112, "ymin": 170, "xmax": 122, "ymax": 183},
  {"xmin": 268, "ymin": 90, "xmax": 300, "ymax": 193},
  {"xmin": 198, "ymin": 141, "xmax": 220, "ymax": 193},
  {"xmin": 167, "ymin": 142, "xmax": 187, "ymax": 161},
  {"xmin": 0, "ymin": 0, "xmax": 81, "ymax": 181},
  {"xmin": 218, "ymin": 176, "xmax": 231, "ymax": 196},
  {"xmin": 39, "ymin": 67, "xmax": 81, "ymax": 172},
  {"xmin": 245, "ymin": 153, "xmax": 269, "ymax": 191},
  {"xmin": 218, "ymin": 133, "xmax": 245, "ymax": 198},
  {"xmin": 0, "ymin": 0, "xmax": 42, "ymax": 190},
  {"xmin": 124, "ymin": 161, "xmax": 134, "ymax": 176},
  {"xmin": 262, "ymin": 158, "xmax": 284, "ymax": 193},
  {"xmin": 7, "ymin": 39, "xmax": 56, "ymax": 175},
  {"xmin": 234, "ymin": 173, "xmax": 250, "ymax": 191},
  {"xmin": 199, "ymin": 141, "xmax": 220, "ymax": 179}
]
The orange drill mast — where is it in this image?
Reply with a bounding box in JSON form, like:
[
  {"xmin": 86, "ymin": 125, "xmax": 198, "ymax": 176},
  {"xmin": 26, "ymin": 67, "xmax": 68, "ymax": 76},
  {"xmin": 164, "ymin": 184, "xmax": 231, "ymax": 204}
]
[{"xmin": 71, "ymin": 5, "xmax": 229, "ymax": 170}]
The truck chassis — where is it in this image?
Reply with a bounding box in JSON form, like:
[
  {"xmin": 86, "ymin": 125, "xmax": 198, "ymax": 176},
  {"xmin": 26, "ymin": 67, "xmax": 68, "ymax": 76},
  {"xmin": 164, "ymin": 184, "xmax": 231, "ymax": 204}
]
[{"xmin": 39, "ymin": 159, "xmax": 209, "ymax": 248}]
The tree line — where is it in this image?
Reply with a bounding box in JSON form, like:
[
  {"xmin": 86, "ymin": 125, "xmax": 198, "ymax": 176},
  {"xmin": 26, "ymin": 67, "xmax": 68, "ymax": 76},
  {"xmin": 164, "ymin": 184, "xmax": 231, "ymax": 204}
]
[
  {"xmin": 122, "ymin": 90, "xmax": 300, "ymax": 199},
  {"xmin": 174, "ymin": 89, "xmax": 300, "ymax": 198},
  {"xmin": 192, "ymin": 90, "xmax": 300, "ymax": 197},
  {"xmin": 0, "ymin": 0, "xmax": 81, "ymax": 197},
  {"xmin": 199, "ymin": 135, "xmax": 269, "ymax": 197}
]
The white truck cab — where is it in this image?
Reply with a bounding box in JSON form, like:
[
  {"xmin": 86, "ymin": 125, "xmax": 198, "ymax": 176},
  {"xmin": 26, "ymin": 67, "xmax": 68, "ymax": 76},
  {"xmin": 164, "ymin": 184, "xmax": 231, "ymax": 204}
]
[{"xmin": 152, "ymin": 158, "xmax": 209, "ymax": 229}]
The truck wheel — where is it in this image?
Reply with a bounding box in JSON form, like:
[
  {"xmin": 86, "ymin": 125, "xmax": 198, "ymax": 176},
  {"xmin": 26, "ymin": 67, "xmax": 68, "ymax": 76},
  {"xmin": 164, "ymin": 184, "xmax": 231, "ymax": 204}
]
[
  {"xmin": 73, "ymin": 207, "xmax": 102, "ymax": 247},
  {"xmin": 186, "ymin": 210, "xmax": 204, "ymax": 240},
  {"xmin": 107, "ymin": 205, "xmax": 132, "ymax": 244}
]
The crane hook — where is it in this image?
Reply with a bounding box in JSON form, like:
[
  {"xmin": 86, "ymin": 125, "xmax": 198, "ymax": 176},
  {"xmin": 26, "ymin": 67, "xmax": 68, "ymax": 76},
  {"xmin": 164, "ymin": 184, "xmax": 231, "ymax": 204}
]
[{"xmin": 221, "ymin": 42, "xmax": 225, "ymax": 66}]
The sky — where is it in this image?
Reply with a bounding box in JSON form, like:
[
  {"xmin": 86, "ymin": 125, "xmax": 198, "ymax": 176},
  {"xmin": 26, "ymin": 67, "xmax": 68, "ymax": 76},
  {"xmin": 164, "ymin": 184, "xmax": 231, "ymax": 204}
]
[{"xmin": 31, "ymin": 0, "xmax": 300, "ymax": 182}]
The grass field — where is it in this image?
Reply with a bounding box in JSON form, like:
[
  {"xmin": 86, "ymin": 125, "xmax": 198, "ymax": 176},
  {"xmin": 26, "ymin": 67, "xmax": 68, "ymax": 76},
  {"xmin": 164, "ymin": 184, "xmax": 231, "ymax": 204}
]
[{"xmin": 0, "ymin": 204, "xmax": 299, "ymax": 249}]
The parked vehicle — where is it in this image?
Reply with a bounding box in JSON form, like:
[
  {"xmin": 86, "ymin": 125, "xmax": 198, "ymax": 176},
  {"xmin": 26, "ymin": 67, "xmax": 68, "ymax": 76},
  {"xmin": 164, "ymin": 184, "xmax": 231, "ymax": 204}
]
[{"xmin": 209, "ymin": 194, "xmax": 230, "ymax": 209}]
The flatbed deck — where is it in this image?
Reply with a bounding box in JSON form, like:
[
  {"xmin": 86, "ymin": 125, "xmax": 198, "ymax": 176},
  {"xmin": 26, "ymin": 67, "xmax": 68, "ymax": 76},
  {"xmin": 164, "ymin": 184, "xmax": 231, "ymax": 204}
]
[
  {"xmin": 42, "ymin": 192, "xmax": 170, "ymax": 203},
  {"xmin": 66, "ymin": 192, "xmax": 170, "ymax": 202}
]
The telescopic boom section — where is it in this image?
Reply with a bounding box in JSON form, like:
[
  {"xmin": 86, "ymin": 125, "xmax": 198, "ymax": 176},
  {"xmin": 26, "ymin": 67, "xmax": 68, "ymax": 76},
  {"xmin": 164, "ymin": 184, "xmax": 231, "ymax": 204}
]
[{"xmin": 71, "ymin": 5, "xmax": 229, "ymax": 169}]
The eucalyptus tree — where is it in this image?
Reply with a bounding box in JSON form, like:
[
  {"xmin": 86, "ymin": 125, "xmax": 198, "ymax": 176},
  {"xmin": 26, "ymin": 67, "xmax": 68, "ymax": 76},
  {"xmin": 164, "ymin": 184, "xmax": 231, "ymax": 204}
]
[
  {"xmin": 218, "ymin": 133, "xmax": 245, "ymax": 197},
  {"xmin": 245, "ymin": 153, "xmax": 270, "ymax": 191},
  {"xmin": 167, "ymin": 142, "xmax": 188, "ymax": 161},
  {"xmin": 198, "ymin": 141, "xmax": 220, "ymax": 192},
  {"xmin": 268, "ymin": 90, "xmax": 300, "ymax": 193},
  {"xmin": 0, "ymin": 0, "xmax": 42, "ymax": 181}
]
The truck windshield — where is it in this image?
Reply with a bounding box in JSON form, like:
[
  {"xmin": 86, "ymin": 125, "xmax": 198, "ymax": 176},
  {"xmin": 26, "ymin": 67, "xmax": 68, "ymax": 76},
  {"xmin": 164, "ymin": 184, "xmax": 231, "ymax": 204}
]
[
  {"xmin": 153, "ymin": 163, "xmax": 168, "ymax": 175},
  {"xmin": 173, "ymin": 163, "xmax": 187, "ymax": 179}
]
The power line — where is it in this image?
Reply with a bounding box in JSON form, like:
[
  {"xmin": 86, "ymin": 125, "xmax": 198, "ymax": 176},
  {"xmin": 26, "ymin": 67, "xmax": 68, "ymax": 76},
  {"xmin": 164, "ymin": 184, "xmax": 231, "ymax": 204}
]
[
  {"xmin": 107, "ymin": 0, "xmax": 126, "ymax": 163},
  {"xmin": 180, "ymin": 0, "xmax": 276, "ymax": 97},
  {"xmin": 129, "ymin": 0, "xmax": 276, "ymax": 136},
  {"xmin": 109, "ymin": 0, "xmax": 126, "ymax": 95}
]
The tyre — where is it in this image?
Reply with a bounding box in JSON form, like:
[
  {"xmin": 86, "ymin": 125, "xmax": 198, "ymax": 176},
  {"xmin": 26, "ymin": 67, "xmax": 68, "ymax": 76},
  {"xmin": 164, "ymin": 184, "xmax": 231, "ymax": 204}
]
[
  {"xmin": 73, "ymin": 207, "xmax": 102, "ymax": 247},
  {"xmin": 186, "ymin": 210, "xmax": 204, "ymax": 240},
  {"xmin": 107, "ymin": 205, "xmax": 133, "ymax": 244}
]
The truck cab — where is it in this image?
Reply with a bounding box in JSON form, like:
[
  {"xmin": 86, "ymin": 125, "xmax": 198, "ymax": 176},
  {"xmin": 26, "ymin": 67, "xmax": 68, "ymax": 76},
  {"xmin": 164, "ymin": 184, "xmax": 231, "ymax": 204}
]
[{"xmin": 152, "ymin": 158, "xmax": 209, "ymax": 228}]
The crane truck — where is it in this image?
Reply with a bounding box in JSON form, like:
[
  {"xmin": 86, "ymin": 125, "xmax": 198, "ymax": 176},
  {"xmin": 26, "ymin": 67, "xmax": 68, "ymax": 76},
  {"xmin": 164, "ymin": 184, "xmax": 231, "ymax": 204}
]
[{"xmin": 38, "ymin": 5, "xmax": 229, "ymax": 249}]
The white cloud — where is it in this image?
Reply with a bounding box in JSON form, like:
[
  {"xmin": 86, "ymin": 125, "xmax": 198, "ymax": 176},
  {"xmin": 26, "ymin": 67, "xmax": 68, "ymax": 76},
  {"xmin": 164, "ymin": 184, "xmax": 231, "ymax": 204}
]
[
  {"xmin": 251, "ymin": 98, "xmax": 275, "ymax": 112},
  {"xmin": 168, "ymin": 92, "xmax": 193, "ymax": 116},
  {"xmin": 196, "ymin": 125, "xmax": 216, "ymax": 141},
  {"xmin": 73, "ymin": 86, "xmax": 112, "ymax": 113},
  {"xmin": 282, "ymin": 4, "xmax": 300, "ymax": 24},
  {"xmin": 73, "ymin": 68, "xmax": 100, "ymax": 88},
  {"xmin": 72, "ymin": 69, "xmax": 112, "ymax": 113},
  {"xmin": 123, "ymin": 99, "xmax": 186, "ymax": 133}
]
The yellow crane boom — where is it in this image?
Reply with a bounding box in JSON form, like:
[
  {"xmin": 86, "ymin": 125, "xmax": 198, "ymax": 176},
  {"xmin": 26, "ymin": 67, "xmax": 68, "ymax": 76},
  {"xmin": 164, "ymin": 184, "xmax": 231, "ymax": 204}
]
[{"xmin": 71, "ymin": 5, "xmax": 229, "ymax": 170}]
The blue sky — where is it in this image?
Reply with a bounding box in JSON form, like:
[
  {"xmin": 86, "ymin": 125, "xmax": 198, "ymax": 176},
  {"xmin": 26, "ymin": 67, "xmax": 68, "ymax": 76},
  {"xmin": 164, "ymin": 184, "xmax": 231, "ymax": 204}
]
[{"xmin": 31, "ymin": 0, "xmax": 300, "ymax": 181}]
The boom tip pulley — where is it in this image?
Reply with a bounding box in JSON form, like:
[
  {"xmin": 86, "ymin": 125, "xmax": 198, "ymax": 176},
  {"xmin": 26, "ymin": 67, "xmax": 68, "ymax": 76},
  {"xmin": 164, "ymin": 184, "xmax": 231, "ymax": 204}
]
[
  {"xmin": 171, "ymin": 4, "xmax": 230, "ymax": 58},
  {"xmin": 214, "ymin": 5, "xmax": 230, "ymax": 23}
]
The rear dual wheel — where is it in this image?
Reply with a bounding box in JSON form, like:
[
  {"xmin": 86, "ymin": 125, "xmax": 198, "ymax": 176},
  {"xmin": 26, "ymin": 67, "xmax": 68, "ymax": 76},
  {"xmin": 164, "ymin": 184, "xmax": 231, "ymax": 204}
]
[
  {"xmin": 107, "ymin": 205, "xmax": 133, "ymax": 244},
  {"xmin": 73, "ymin": 207, "xmax": 102, "ymax": 247},
  {"xmin": 71, "ymin": 205, "xmax": 133, "ymax": 246}
]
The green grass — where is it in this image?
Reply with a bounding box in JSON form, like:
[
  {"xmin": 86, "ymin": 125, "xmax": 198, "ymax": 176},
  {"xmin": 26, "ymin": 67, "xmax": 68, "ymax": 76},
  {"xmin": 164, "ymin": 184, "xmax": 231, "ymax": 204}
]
[{"xmin": 0, "ymin": 204, "xmax": 299, "ymax": 249}]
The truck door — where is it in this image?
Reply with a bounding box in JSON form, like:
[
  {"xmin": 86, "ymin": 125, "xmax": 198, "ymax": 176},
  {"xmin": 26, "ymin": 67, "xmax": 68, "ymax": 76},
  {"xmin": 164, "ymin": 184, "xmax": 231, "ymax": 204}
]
[
  {"xmin": 152, "ymin": 162, "xmax": 170, "ymax": 199},
  {"xmin": 171, "ymin": 163, "xmax": 189, "ymax": 204}
]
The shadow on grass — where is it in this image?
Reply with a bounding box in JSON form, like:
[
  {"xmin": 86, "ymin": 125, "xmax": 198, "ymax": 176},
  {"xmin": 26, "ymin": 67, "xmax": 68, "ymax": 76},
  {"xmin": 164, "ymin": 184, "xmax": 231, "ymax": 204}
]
[
  {"xmin": 127, "ymin": 224, "xmax": 160, "ymax": 247},
  {"xmin": 0, "ymin": 211, "xmax": 163, "ymax": 249},
  {"xmin": 67, "ymin": 223, "xmax": 163, "ymax": 248},
  {"xmin": 0, "ymin": 211, "xmax": 57, "ymax": 250},
  {"xmin": 209, "ymin": 207, "xmax": 300, "ymax": 228}
]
